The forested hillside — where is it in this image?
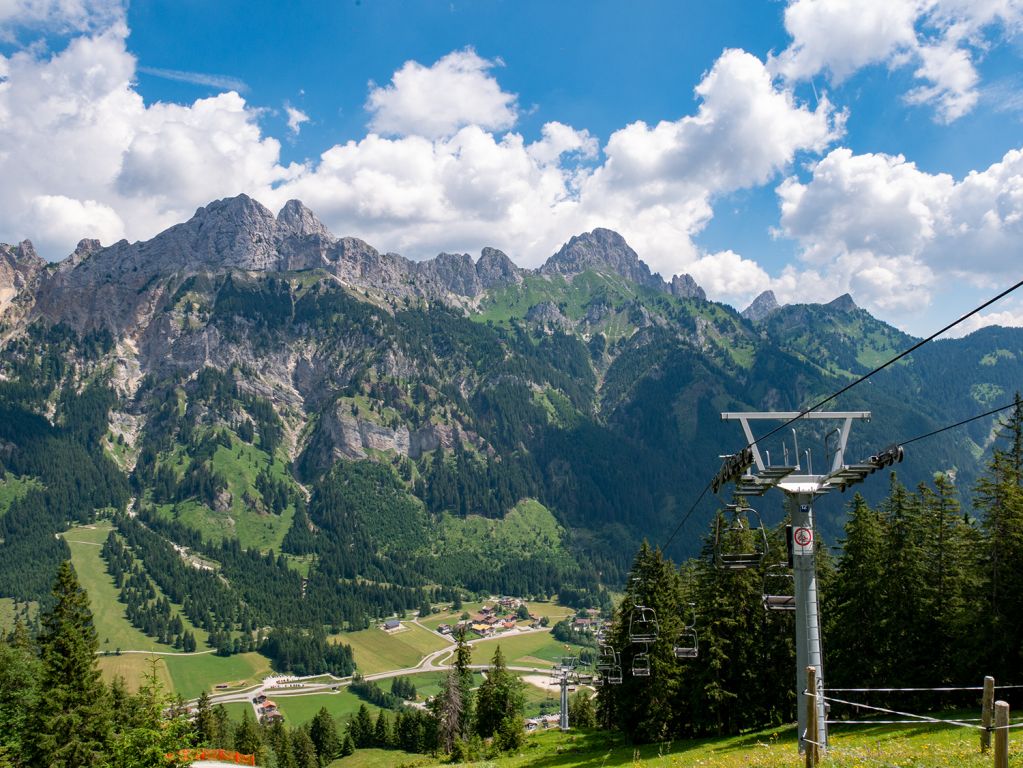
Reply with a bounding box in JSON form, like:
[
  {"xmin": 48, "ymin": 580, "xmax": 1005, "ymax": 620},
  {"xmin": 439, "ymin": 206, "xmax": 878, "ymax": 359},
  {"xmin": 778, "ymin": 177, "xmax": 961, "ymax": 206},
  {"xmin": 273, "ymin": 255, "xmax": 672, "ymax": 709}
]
[{"xmin": 0, "ymin": 194, "xmax": 1020, "ymax": 638}]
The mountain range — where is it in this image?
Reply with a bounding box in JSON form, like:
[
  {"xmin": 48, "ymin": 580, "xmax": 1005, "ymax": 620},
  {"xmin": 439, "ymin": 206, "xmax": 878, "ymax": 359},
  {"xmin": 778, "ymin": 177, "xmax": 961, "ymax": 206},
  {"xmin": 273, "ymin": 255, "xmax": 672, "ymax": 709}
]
[{"xmin": 1, "ymin": 194, "xmax": 1021, "ymax": 626}]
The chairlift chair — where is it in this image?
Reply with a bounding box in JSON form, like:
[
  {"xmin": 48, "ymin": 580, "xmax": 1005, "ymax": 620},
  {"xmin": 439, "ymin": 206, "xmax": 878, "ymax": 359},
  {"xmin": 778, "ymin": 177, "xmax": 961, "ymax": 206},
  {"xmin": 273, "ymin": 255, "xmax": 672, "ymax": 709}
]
[
  {"xmin": 673, "ymin": 605, "xmax": 699, "ymax": 659},
  {"xmin": 596, "ymin": 643, "xmax": 617, "ymax": 672},
  {"xmin": 631, "ymin": 649, "xmax": 651, "ymax": 677},
  {"xmin": 761, "ymin": 564, "xmax": 796, "ymax": 612},
  {"xmin": 673, "ymin": 628, "xmax": 698, "ymax": 659},
  {"xmin": 629, "ymin": 605, "xmax": 659, "ymax": 644},
  {"xmin": 714, "ymin": 504, "xmax": 768, "ymax": 570},
  {"xmin": 607, "ymin": 664, "xmax": 623, "ymax": 684}
]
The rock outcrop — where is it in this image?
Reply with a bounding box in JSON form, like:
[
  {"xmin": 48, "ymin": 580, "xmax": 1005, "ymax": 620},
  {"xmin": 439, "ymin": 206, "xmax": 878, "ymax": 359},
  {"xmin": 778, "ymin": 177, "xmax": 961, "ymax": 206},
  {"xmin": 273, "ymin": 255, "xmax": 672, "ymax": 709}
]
[
  {"xmin": 0, "ymin": 240, "xmax": 45, "ymax": 317},
  {"xmin": 742, "ymin": 290, "xmax": 781, "ymax": 322},
  {"xmin": 669, "ymin": 273, "xmax": 706, "ymax": 301}
]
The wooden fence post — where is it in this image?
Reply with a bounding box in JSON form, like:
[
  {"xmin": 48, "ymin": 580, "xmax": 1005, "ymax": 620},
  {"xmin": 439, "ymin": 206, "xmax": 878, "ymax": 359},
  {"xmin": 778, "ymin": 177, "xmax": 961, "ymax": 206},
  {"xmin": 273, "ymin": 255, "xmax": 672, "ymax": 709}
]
[
  {"xmin": 982, "ymin": 676, "xmax": 995, "ymax": 753},
  {"xmin": 994, "ymin": 700, "xmax": 1009, "ymax": 768},
  {"xmin": 806, "ymin": 666, "xmax": 818, "ymax": 768}
]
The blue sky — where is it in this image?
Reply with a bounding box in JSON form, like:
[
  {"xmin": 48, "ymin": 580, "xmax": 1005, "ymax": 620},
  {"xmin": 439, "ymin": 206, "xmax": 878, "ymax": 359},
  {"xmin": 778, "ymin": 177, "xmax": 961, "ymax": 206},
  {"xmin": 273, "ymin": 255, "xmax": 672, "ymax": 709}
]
[{"xmin": 2, "ymin": 0, "xmax": 1023, "ymax": 335}]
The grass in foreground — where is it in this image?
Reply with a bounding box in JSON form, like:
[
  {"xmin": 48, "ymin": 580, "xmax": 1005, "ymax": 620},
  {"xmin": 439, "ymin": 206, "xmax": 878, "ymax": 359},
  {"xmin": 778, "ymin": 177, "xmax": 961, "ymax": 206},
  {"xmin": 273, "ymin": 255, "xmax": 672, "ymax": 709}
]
[{"xmin": 323, "ymin": 719, "xmax": 1023, "ymax": 768}]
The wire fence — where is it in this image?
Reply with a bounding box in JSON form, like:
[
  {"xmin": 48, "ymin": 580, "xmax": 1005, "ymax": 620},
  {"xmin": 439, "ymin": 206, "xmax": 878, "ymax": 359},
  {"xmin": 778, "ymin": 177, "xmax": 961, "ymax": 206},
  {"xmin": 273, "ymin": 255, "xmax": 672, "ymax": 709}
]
[{"xmin": 805, "ymin": 682, "xmax": 1023, "ymax": 732}]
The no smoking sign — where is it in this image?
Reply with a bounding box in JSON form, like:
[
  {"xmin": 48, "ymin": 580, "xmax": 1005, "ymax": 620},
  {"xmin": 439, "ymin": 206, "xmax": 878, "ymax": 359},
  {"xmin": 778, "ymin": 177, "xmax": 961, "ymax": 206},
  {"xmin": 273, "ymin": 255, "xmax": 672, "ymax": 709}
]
[{"xmin": 793, "ymin": 526, "xmax": 814, "ymax": 554}]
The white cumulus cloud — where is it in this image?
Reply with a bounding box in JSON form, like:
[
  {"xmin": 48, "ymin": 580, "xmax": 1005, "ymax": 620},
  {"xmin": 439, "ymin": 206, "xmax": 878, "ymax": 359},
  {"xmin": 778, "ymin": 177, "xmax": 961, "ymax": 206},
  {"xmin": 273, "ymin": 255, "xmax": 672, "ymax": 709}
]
[
  {"xmin": 365, "ymin": 48, "xmax": 517, "ymax": 140},
  {"xmin": 770, "ymin": 0, "xmax": 1023, "ymax": 122},
  {"xmin": 576, "ymin": 48, "xmax": 843, "ymax": 277},
  {"xmin": 0, "ymin": 0, "xmax": 124, "ymax": 38},
  {"xmin": 775, "ymin": 145, "xmax": 1023, "ymax": 322},
  {"xmin": 0, "ymin": 24, "xmax": 298, "ymax": 257}
]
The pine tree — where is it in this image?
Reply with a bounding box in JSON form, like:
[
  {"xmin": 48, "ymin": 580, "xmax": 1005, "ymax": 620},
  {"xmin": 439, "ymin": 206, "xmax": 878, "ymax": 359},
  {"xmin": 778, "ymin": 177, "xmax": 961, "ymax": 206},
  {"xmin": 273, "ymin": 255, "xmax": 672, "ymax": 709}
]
[
  {"xmin": 233, "ymin": 709, "xmax": 264, "ymax": 762},
  {"xmin": 453, "ymin": 626, "xmax": 475, "ymax": 737},
  {"xmin": 27, "ymin": 560, "xmax": 111, "ymax": 767},
  {"xmin": 568, "ymin": 691, "xmax": 596, "ymax": 728},
  {"xmin": 352, "ymin": 704, "xmax": 374, "ymax": 749},
  {"xmin": 475, "ymin": 646, "xmax": 524, "ymax": 742},
  {"xmin": 975, "ymin": 395, "xmax": 1023, "ymax": 680},
  {"xmin": 108, "ymin": 660, "xmax": 194, "ymax": 767},
  {"xmin": 290, "ymin": 726, "xmax": 318, "ymax": 768},
  {"xmin": 373, "ymin": 709, "xmax": 392, "ymax": 748},
  {"xmin": 431, "ymin": 671, "xmax": 463, "ymax": 753},
  {"xmin": 309, "ymin": 706, "xmax": 339, "ymax": 763},
  {"xmin": 827, "ymin": 494, "xmax": 889, "ymax": 687},
  {"xmin": 0, "ymin": 618, "xmax": 39, "ymax": 763},
  {"xmin": 266, "ymin": 720, "xmax": 296, "ymax": 768}
]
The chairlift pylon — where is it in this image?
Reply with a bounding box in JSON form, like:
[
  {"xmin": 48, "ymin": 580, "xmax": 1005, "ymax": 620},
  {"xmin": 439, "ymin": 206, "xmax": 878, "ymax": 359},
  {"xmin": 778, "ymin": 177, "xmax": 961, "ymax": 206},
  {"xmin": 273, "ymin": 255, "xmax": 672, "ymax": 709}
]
[{"xmin": 714, "ymin": 504, "xmax": 768, "ymax": 570}]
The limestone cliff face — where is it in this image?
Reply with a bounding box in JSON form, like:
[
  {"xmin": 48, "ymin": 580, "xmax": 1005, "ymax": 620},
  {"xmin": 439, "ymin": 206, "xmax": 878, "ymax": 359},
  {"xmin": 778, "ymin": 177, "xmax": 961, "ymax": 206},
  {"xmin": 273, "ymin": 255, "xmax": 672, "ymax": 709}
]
[
  {"xmin": 319, "ymin": 407, "xmax": 481, "ymax": 461},
  {"xmin": 0, "ymin": 240, "xmax": 45, "ymax": 319},
  {"xmin": 28, "ymin": 195, "xmax": 533, "ymax": 337}
]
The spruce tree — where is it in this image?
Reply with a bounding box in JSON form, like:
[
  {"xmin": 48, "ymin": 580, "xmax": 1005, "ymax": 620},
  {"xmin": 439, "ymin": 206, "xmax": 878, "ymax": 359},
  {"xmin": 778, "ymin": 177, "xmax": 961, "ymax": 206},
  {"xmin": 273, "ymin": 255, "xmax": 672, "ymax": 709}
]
[
  {"xmin": 373, "ymin": 709, "xmax": 392, "ymax": 748},
  {"xmin": 431, "ymin": 671, "xmax": 463, "ymax": 753},
  {"xmin": 290, "ymin": 726, "xmax": 318, "ymax": 768},
  {"xmin": 108, "ymin": 661, "xmax": 194, "ymax": 767},
  {"xmin": 266, "ymin": 720, "xmax": 295, "ymax": 768},
  {"xmin": 352, "ymin": 703, "xmax": 374, "ymax": 749},
  {"xmin": 827, "ymin": 494, "xmax": 889, "ymax": 687},
  {"xmin": 309, "ymin": 706, "xmax": 340, "ymax": 763},
  {"xmin": 475, "ymin": 646, "xmax": 524, "ymax": 742},
  {"xmin": 27, "ymin": 560, "xmax": 111, "ymax": 767},
  {"xmin": 975, "ymin": 396, "xmax": 1023, "ymax": 680},
  {"xmin": 0, "ymin": 619, "xmax": 39, "ymax": 764},
  {"xmin": 453, "ymin": 626, "xmax": 475, "ymax": 737},
  {"xmin": 233, "ymin": 709, "xmax": 264, "ymax": 761},
  {"xmin": 568, "ymin": 691, "xmax": 596, "ymax": 728},
  {"xmin": 193, "ymin": 691, "xmax": 216, "ymax": 746}
]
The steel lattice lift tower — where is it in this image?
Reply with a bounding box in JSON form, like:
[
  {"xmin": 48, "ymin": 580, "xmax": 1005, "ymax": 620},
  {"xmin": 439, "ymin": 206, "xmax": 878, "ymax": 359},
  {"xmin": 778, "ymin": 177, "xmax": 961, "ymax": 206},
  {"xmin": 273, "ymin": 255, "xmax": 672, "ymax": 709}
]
[{"xmin": 716, "ymin": 410, "xmax": 903, "ymax": 755}]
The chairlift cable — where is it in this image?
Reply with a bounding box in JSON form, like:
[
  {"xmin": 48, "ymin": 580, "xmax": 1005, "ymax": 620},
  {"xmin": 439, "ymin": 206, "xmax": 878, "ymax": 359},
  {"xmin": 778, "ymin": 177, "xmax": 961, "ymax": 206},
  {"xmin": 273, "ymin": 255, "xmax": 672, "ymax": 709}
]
[
  {"xmin": 898, "ymin": 401, "xmax": 1019, "ymax": 447},
  {"xmin": 662, "ymin": 478, "xmax": 713, "ymax": 551}
]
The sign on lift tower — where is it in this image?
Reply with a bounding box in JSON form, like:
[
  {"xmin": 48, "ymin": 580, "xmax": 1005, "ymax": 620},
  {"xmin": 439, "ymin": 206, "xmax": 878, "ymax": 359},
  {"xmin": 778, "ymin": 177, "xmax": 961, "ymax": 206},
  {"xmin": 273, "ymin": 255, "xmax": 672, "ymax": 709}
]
[{"xmin": 717, "ymin": 410, "xmax": 903, "ymax": 757}]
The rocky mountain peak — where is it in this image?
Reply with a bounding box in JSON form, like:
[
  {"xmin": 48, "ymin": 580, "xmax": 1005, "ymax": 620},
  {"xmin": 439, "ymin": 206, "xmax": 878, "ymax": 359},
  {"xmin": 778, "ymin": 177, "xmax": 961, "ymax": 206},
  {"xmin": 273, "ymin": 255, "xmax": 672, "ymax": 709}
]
[
  {"xmin": 541, "ymin": 228, "xmax": 662, "ymax": 290},
  {"xmin": 743, "ymin": 290, "xmax": 781, "ymax": 322},
  {"xmin": 11, "ymin": 239, "xmax": 43, "ymax": 267},
  {"xmin": 0, "ymin": 240, "xmax": 46, "ymax": 315},
  {"xmin": 826, "ymin": 293, "xmax": 858, "ymax": 313},
  {"xmin": 276, "ymin": 199, "xmax": 332, "ymax": 240},
  {"xmin": 58, "ymin": 239, "xmax": 102, "ymax": 272},
  {"xmin": 178, "ymin": 194, "xmax": 279, "ymax": 270},
  {"xmin": 476, "ymin": 247, "xmax": 522, "ymax": 288},
  {"xmin": 416, "ymin": 252, "xmax": 482, "ymax": 298}
]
